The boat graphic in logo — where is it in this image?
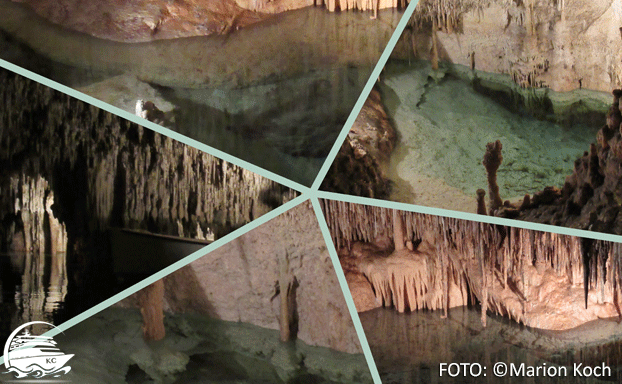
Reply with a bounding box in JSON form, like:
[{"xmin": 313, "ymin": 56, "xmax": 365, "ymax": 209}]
[{"xmin": 2, "ymin": 321, "xmax": 73, "ymax": 379}]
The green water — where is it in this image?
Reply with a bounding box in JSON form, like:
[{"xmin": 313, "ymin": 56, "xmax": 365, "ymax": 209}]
[
  {"xmin": 57, "ymin": 308, "xmax": 372, "ymax": 384},
  {"xmin": 360, "ymin": 306, "xmax": 622, "ymax": 384},
  {"xmin": 382, "ymin": 60, "xmax": 604, "ymax": 203},
  {"xmin": 0, "ymin": 0, "xmax": 404, "ymax": 185}
]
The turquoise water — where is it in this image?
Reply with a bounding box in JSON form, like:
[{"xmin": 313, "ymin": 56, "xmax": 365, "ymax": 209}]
[
  {"xmin": 59, "ymin": 308, "xmax": 371, "ymax": 384},
  {"xmin": 382, "ymin": 60, "xmax": 602, "ymax": 203}
]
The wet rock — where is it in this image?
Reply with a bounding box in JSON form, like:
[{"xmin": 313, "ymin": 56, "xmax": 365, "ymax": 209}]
[
  {"xmin": 493, "ymin": 90, "xmax": 622, "ymax": 234},
  {"xmin": 321, "ymin": 87, "xmax": 396, "ymax": 198},
  {"xmin": 121, "ymin": 203, "xmax": 363, "ymax": 354}
]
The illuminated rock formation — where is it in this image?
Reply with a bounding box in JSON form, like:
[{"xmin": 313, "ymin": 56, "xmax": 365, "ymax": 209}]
[
  {"xmin": 491, "ymin": 90, "xmax": 622, "ymax": 237},
  {"xmin": 321, "ymin": 200, "xmax": 622, "ymax": 330},
  {"xmin": 0, "ymin": 68, "xmax": 294, "ymax": 319},
  {"xmin": 321, "ymin": 87, "xmax": 396, "ymax": 198},
  {"xmin": 8, "ymin": 0, "xmax": 409, "ymax": 43},
  {"xmin": 397, "ymin": 0, "xmax": 622, "ymax": 94},
  {"xmin": 0, "ymin": 69, "xmax": 292, "ymax": 249}
]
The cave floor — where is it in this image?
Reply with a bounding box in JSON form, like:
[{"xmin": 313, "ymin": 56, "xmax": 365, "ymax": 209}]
[
  {"xmin": 54, "ymin": 307, "xmax": 371, "ymax": 384},
  {"xmin": 381, "ymin": 60, "xmax": 602, "ymax": 212}
]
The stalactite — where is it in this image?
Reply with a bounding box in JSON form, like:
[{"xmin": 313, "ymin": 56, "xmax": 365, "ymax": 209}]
[
  {"xmin": 323, "ymin": 200, "xmax": 622, "ymax": 329},
  {"xmin": 393, "ymin": 210, "xmax": 405, "ymax": 250},
  {"xmin": 479, "ymin": 223, "xmax": 488, "ymax": 327},
  {"xmin": 431, "ymin": 18, "xmax": 439, "ymax": 71}
]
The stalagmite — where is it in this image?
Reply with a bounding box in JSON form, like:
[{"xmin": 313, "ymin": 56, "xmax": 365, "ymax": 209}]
[
  {"xmin": 138, "ymin": 280, "xmax": 166, "ymax": 341},
  {"xmin": 278, "ymin": 250, "xmax": 295, "ymax": 342},
  {"xmin": 482, "ymin": 140, "xmax": 504, "ymax": 214},
  {"xmin": 476, "ymin": 189, "xmax": 486, "ymax": 215}
]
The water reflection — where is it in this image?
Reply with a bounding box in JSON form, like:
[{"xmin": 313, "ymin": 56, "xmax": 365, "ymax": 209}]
[
  {"xmin": 0, "ymin": 251, "xmax": 68, "ymax": 341},
  {"xmin": 360, "ymin": 307, "xmax": 622, "ymax": 383},
  {"xmin": 0, "ymin": 0, "xmax": 403, "ymax": 185}
]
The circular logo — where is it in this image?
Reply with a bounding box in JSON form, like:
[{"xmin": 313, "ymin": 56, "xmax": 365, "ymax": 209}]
[{"xmin": 3, "ymin": 321, "xmax": 73, "ymax": 378}]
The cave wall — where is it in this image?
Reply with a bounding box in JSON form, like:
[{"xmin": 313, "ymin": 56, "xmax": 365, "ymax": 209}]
[
  {"xmin": 489, "ymin": 91, "xmax": 622, "ymax": 238},
  {"xmin": 322, "ymin": 200, "xmax": 622, "ymax": 330},
  {"xmin": 321, "ymin": 86, "xmax": 396, "ymax": 198},
  {"xmin": 122, "ymin": 202, "xmax": 363, "ymax": 354},
  {"xmin": 394, "ymin": 0, "xmax": 622, "ymax": 93},
  {"xmin": 8, "ymin": 0, "xmax": 408, "ymax": 43},
  {"xmin": 0, "ymin": 68, "xmax": 290, "ymax": 251},
  {"xmin": 0, "ymin": 68, "xmax": 294, "ymax": 313}
]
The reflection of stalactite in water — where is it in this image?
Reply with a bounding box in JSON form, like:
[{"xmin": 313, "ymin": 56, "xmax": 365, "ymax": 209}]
[
  {"xmin": 322, "ymin": 0, "xmax": 405, "ymax": 13},
  {"xmin": 15, "ymin": 250, "xmax": 69, "ymax": 327},
  {"xmin": 320, "ymin": 200, "xmax": 622, "ymax": 329}
]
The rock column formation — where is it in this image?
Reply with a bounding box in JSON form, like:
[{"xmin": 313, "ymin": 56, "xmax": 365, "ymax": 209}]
[{"xmin": 125, "ymin": 202, "xmax": 363, "ymax": 355}]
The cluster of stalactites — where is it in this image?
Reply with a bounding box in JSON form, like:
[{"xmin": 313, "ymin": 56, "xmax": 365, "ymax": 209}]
[
  {"xmin": 321, "ymin": 0, "xmax": 407, "ymax": 13},
  {"xmin": 361, "ymin": 251, "xmax": 469, "ymax": 313},
  {"xmin": 409, "ymin": 0, "xmax": 490, "ymax": 33},
  {"xmin": 321, "ymin": 200, "xmax": 622, "ymax": 318},
  {"xmin": 9, "ymin": 174, "xmax": 68, "ymax": 255}
]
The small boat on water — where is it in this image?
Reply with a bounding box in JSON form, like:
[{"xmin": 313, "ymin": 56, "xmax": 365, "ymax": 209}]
[
  {"xmin": 110, "ymin": 228, "xmax": 212, "ymax": 276},
  {"xmin": 6, "ymin": 330, "xmax": 73, "ymax": 374}
]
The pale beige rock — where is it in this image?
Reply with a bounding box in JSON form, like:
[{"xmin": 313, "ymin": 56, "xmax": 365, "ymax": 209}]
[
  {"xmin": 398, "ymin": 0, "xmax": 622, "ymax": 93},
  {"xmin": 323, "ymin": 203, "xmax": 622, "ymax": 331},
  {"xmin": 123, "ymin": 203, "xmax": 363, "ymax": 354}
]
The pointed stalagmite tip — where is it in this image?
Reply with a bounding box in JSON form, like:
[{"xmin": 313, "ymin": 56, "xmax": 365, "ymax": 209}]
[
  {"xmin": 476, "ymin": 189, "xmax": 487, "ymax": 215},
  {"xmin": 483, "ymin": 140, "xmax": 504, "ymax": 212}
]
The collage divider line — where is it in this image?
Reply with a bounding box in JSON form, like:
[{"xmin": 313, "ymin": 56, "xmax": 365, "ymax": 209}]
[
  {"xmin": 310, "ymin": 197, "xmax": 383, "ymax": 384},
  {"xmin": 317, "ymin": 190, "xmax": 622, "ymax": 243},
  {"xmin": 5, "ymin": 1, "xmax": 622, "ymax": 381},
  {"xmin": 310, "ymin": 0, "xmax": 420, "ymax": 191},
  {"xmin": 0, "ymin": 194, "xmax": 309, "ymax": 366},
  {"xmin": 0, "ymin": 58, "xmax": 308, "ymax": 194}
]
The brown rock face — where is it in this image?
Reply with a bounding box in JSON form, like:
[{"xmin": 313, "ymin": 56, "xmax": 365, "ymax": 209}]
[
  {"xmin": 12, "ymin": 0, "xmax": 268, "ymax": 42},
  {"xmin": 11, "ymin": 0, "xmax": 404, "ymax": 42},
  {"xmin": 321, "ymin": 86, "xmax": 396, "ymax": 198},
  {"xmin": 495, "ymin": 91, "xmax": 622, "ymax": 235}
]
